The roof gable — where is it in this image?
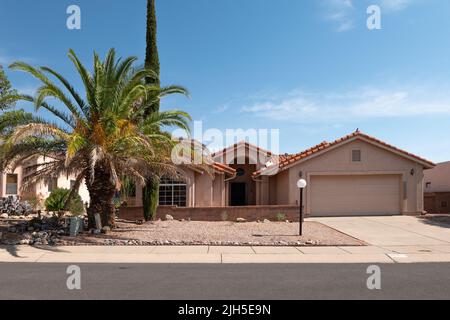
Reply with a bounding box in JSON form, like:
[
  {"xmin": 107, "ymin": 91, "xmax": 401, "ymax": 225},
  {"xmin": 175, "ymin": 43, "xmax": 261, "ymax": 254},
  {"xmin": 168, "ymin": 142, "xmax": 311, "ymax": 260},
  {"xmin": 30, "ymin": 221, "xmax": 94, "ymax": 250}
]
[{"xmin": 253, "ymin": 131, "xmax": 435, "ymax": 177}]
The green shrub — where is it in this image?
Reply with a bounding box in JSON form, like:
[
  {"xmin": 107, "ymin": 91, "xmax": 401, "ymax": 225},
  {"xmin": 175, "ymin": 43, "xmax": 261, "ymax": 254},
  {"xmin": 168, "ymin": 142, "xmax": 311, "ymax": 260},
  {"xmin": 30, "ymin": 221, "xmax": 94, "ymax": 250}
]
[
  {"xmin": 45, "ymin": 188, "xmax": 84, "ymax": 216},
  {"xmin": 276, "ymin": 212, "xmax": 286, "ymax": 222}
]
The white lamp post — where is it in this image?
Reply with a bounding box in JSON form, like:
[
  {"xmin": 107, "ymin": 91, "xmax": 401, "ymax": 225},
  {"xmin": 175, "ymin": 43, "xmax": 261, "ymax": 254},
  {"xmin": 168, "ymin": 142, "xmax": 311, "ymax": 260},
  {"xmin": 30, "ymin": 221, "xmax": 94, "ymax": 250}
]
[{"xmin": 297, "ymin": 179, "xmax": 307, "ymax": 235}]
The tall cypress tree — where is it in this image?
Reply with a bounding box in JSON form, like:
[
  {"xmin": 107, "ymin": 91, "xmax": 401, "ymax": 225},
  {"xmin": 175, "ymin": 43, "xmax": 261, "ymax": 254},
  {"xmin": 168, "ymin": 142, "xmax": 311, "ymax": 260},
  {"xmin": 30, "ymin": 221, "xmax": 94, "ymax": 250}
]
[{"xmin": 142, "ymin": 0, "xmax": 161, "ymax": 220}]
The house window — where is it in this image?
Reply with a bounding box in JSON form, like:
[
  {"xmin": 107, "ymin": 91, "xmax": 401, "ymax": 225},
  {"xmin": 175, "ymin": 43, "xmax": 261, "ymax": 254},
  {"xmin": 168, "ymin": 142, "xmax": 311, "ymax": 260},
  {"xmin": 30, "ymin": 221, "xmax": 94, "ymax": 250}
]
[
  {"xmin": 47, "ymin": 178, "xmax": 58, "ymax": 192},
  {"xmin": 236, "ymin": 168, "xmax": 245, "ymax": 177},
  {"xmin": 6, "ymin": 174, "xmax": 18, "ymax": 195},
  {"xmin": 159, "ymin": 177, "xmax": 187, "ymax": 207},
  {"xmin": 352, "ymin": 150, "xmax": 362, "ymax": 162}
]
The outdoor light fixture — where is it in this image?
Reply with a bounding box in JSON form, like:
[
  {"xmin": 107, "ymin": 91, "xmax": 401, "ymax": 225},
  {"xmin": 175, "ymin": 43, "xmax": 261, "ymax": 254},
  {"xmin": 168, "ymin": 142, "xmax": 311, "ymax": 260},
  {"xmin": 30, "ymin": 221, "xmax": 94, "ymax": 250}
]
[
  {"xmin": 410, "ymin": 168, "xmax": 415, "ymax": 176},
  {"xmin": 297, "ymin": 179, "xmax": 307, "ymax": 236}
]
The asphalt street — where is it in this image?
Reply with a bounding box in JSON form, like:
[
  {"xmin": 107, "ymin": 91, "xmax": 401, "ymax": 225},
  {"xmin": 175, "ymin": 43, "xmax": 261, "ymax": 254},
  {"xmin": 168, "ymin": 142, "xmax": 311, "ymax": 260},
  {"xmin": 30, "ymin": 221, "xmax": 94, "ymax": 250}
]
[{"xmin": 0, "ymin": 263, "xmax": 450, "ymax": 300}]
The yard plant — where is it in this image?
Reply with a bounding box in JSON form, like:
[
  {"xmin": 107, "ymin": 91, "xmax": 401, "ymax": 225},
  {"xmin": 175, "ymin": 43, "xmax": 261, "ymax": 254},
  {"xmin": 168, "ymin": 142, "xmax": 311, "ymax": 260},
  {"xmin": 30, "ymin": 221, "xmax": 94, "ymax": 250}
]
[{"xmin": 0, "ymin": 48, "xmax": 190, "ymax": 228}]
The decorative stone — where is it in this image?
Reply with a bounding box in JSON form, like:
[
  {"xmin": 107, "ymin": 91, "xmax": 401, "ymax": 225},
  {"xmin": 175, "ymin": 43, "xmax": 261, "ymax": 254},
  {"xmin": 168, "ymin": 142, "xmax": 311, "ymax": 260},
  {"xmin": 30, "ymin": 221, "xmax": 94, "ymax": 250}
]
[
  {"xmin": 165, "ymin": 215, "xmax": 174, "ymax": 221},
  {"xmin": 0, "ymin": 213, "xmax": 8, "ymax": 219},
  {"xmin": 101, "ymin": 226, "xmax": 111, "ymax": 234},
  {"xmin": 236, "ymin": 218, "xmax": 247, "ymax": 223},
  {"xmin": 263, "ymin": 219, "xmax": 271, "ymax": 223}
]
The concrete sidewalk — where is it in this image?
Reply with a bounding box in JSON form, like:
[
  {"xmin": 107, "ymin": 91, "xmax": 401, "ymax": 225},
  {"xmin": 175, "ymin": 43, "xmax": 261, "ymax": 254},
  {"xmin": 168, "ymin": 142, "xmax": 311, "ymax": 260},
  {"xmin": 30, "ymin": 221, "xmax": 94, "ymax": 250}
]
[{"xmin": 2, "ymin": 244, "xmax": 450, "ymax": 264}]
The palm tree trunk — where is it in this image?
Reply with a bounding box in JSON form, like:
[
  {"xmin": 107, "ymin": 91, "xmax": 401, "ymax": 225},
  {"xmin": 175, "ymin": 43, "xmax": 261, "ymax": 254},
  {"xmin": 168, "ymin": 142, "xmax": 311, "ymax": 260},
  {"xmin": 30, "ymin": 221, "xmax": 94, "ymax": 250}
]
[
  {"xmin": 142, "ymin": 0, "xmax": 161, "ymax": 220},
  {"xmin": 86, "ymin": 165, "xmax": 116, "ymax": 229}
]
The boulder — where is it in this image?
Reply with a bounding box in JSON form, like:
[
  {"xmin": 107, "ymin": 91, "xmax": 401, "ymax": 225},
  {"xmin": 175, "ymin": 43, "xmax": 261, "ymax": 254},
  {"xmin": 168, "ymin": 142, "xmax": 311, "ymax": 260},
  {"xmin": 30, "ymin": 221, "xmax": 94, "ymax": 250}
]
[
  {"xmin": 236, "ymin": 218, "xmax": 247, "ymax": 223},
  {"xmin": 263, "ymin": 219, "xmax": 271, "ymax": 223},
  {"xmin": 101, "ymin": 226, "xmax": 111, "ymax": 234},
  {"xmin": 165, "ymin": 214, "xmax": 174, "ymax": 221},
  {"xmin": 0, "ymin": 213, "xmax": 8, "ymax": 219}
]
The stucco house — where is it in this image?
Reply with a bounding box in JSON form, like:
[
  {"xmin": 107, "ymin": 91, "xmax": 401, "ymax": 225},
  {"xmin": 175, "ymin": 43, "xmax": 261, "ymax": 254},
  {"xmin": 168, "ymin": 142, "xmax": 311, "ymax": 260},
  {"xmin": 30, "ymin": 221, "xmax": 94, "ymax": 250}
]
[
  {"xmin": 1, "ymin": 130, "xmax": 436, "ymax": 219},
  {"xmin": 424, "ymin": 161, "xmax": 450, "ymax": 213},
  {"xmin": 121, "ymin": 130, "xmax": 435, "ymax": 220},
  {"xmin": 0, "ymin": 155, "xmax": 90, "ymax": 207}
]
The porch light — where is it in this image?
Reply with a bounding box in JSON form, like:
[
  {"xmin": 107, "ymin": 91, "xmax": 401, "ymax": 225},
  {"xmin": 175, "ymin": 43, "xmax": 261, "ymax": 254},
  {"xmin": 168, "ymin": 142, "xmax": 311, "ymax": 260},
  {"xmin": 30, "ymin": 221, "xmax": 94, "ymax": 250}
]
[
  {"xmin": 297, "ymin": 179, "xmax": 307, "ymax": 236},
  {"xmin": 297, "ymin": 179, "xmax": 307, "ymax": 189}
]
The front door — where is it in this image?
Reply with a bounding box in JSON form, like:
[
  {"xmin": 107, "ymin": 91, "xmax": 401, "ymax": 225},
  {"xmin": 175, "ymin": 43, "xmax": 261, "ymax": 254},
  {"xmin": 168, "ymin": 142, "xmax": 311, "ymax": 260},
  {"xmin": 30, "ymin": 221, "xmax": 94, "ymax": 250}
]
[{"xmin": 230, "ymin": 183, "xmax": 246, "ymax": 206}]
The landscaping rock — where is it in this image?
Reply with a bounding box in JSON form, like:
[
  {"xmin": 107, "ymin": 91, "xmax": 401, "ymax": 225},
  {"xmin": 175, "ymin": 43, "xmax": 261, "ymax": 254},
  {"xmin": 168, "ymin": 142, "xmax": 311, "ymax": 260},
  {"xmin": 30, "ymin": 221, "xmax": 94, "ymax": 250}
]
[
  {"xmin": 165, "ymin": 215, "xmax": 174, "ymax": 221},
  {"xmin": 0, "ymin": 213, "xmax": 8, "ymax": 219},
  {"xmin": 236, "ymin": 218, "xmax": 247, "ymax": 223},
  {"xmin": 101, "ymin": 226, "xmax": 111, "ymax": 234},
  {"xmin": 263, "ymin": 219, "xmax": 270, "ymax": 223}
]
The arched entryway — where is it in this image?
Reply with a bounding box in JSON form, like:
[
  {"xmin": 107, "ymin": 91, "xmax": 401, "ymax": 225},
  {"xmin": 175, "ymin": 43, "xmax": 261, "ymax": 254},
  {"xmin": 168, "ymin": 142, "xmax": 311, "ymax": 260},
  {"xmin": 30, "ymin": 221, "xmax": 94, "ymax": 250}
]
[{"xmin": 229, "ymin": 159, "xmax": 256, "ymax": 206}]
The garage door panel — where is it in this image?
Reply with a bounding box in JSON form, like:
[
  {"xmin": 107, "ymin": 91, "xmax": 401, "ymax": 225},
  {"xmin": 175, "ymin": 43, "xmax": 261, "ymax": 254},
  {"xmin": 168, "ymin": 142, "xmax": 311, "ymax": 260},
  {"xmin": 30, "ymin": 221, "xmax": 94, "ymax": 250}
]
[{"xmin": 310, "ymin": 175, "xmax": 401, "ymax": 216}]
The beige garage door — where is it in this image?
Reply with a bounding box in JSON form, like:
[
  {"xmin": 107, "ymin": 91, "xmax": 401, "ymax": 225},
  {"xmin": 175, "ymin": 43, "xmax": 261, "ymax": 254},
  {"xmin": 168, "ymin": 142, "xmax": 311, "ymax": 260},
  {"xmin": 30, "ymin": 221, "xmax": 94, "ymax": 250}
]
[{"xmin": 310, "ymin": 175, "xmax": 401, "ymax": 216}]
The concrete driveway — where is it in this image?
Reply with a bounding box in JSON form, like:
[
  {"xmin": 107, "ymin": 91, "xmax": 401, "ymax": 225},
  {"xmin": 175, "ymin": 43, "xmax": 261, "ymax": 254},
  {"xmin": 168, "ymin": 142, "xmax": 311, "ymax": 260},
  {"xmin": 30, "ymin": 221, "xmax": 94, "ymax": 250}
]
[{"xmin": 310, "ymin": 216, "xmax": 450, "ymax": 253}]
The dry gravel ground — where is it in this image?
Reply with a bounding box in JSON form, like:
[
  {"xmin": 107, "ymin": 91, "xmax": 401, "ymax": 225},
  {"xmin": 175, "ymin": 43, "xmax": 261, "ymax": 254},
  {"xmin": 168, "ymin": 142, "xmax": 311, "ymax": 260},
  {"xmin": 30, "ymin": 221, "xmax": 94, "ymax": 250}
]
[{"xmin": 70, "ymin": 220, "xmax": 365, "ymax": 246}]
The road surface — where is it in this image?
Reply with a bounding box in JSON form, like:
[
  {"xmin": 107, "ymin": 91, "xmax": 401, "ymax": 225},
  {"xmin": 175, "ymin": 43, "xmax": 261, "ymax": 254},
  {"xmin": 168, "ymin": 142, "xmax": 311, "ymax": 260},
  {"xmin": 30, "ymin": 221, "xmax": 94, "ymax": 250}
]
[{"xmin": 0, "ymin": 263, "xmax": 449, "ymax": 300}]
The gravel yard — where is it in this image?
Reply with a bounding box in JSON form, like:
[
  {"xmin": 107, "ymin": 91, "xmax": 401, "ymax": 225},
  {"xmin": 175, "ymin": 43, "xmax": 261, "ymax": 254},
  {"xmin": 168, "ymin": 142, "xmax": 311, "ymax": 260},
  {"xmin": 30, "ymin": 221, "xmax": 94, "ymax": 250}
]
[{"xmin": 66, "ymin": 220, "xmax": 365, "ymax": 246}]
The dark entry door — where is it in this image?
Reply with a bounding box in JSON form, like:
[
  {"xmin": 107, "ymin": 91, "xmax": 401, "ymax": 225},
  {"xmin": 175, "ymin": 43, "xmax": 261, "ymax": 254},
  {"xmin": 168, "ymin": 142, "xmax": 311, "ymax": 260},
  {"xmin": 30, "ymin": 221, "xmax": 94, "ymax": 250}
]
[{"xmin": 230, "ymin": 183, "xmax": 246, "ymax": 206}]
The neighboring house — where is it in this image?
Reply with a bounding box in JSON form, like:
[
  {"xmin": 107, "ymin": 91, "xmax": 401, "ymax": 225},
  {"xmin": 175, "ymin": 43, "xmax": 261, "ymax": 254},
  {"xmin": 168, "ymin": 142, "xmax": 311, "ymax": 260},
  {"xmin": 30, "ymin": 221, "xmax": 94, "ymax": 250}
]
[
  {"xmin": 0, "ymin": 155, "xmax": 90, "ymax": 207},
  {"xmin": 123, "ymin": 131, "xmax": 435, "ymax": 218},
  {"xmin": 424, "ymin": 161, "xmax": 450, "ymax": 213}
]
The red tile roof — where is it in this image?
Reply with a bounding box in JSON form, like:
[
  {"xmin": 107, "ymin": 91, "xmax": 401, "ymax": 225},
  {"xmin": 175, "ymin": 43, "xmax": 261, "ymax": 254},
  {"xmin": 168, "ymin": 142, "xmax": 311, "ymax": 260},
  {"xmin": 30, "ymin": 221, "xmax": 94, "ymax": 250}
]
[
  {"xmin": 212, "ymin": 162, "xmax": 236, "ymax": 175},
  {"xmin": 253, "ymin": 131, "xmax": 435, "ymax": 177}
]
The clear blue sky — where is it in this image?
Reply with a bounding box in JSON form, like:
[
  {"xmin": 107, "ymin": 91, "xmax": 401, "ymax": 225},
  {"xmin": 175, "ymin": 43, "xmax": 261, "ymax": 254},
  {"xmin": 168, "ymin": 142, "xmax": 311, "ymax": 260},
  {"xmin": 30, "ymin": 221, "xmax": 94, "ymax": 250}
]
[{"xmin": 1, "ymin": 0, "xmax": 450, "ymax": 162}]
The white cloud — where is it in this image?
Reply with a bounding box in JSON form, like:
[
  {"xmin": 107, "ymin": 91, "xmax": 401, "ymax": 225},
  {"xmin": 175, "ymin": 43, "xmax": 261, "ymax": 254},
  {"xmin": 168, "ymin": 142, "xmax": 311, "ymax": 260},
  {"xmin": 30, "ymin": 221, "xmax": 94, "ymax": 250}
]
[
  {"xmin": 380, "ymin": 0, "xmax": 412, "ymax": 12},
  {"xmin": 321, "ymin": 0, "xmax": 414, "ymax": 32},
  {"xmin": 241, "ymin": 86, "xmax": 450, "ymax": 123},
  {"xmin": 322, "ymin": 0, "xmax": 355, "ymax": 32},
  {"xmin": 213, "ymin": 104, "xmax": 229, "ymax": 114}
]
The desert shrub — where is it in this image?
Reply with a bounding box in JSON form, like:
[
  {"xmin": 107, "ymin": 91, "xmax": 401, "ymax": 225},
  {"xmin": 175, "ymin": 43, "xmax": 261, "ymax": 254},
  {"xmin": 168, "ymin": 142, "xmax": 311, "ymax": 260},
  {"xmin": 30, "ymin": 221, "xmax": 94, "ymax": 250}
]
[
  {"xmin": 276, "ymin": 212, "xmax": 286, "ymax": 222},
  {"xmin": 45, "ymin": 188, "xmax": 84, "ymax": 216}
]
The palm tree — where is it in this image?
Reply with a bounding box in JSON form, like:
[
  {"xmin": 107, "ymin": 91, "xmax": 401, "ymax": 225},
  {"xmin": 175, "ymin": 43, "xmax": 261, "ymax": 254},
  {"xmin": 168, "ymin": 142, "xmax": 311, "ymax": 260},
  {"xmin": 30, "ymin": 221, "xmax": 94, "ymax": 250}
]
[{"xmin": 0, "ymin": 48, "xmax": 190, "ymax": 228}]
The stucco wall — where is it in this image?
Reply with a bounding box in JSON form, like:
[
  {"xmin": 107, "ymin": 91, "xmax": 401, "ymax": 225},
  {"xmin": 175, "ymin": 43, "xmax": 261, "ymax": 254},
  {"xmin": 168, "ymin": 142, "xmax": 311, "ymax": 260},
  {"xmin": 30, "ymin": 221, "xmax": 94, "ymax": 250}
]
[
  {"xmin": 273, "ymin": 139, "xmax": 425, "ymax": 214},
  {"xmin": 424, "ymin": 161, "xmax": 450, "ymax": 193},
  {"xmin": 1, "ymin": 156, "xmax": 90, "ymax": 204}
]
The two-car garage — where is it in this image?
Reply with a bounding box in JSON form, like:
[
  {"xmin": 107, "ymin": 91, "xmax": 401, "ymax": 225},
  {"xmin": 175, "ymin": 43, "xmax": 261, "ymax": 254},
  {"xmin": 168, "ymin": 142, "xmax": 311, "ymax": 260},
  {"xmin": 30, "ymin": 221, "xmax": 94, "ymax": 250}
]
[{"xmin": 309, "ymin": 175, "xmax": 402, "ymax": 217}]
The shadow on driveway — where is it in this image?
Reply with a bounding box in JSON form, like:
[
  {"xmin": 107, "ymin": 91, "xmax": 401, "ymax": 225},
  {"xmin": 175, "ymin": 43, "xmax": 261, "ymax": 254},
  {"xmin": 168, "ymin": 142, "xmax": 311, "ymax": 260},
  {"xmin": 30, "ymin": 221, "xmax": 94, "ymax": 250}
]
[{"xmin": 418, "ymin": 215, "xmax": 450, "ymax": 229}]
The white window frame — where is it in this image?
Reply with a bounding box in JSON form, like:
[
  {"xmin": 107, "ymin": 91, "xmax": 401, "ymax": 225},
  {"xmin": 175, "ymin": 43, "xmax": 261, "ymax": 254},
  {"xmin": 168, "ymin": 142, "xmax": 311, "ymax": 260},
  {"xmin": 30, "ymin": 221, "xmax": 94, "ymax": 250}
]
[{"xmin": 158, "ymin": 178, "xmax": 187, "ymax": 207}]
